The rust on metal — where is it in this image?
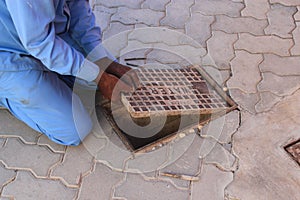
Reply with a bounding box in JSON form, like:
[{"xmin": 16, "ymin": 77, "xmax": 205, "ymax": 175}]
[
  {"xmin": 285, "ymin": 139, "xmax": 300, "ymax": 166},
  {"xmin": 99, "ymin": 65, "xmax": 237, "ymax": 153},
  {"xmin": 122, "ymin": 66, "xmax": 234, "ymax": 118}
]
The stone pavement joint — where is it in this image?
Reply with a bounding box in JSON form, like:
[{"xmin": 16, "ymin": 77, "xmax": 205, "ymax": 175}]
[
  {"xmin": 212, "ymin": 15, "xmax": 268, "ymax": 35},
  {"xmin": 0, "ymin": 138, "xmax": 62, "ymax": 177},
  {"xmin": 203, "ymin": 31, "xmax": 238, "ymax": 70},
  {"xmin": 114, "ymin": 173, "xmax": 190, "ymax": 200},
  {"xmin": 227, "ymin": 50, "xmax": 263, "ymax": 93},
  {"xmin": 141, "ymin": 0, "xmax": 171, "ymax": 12},
  {"xmin": 291, "ymin": 22, "xmax": 300, "ymax": 55},
  {"xmin": 191, "ymin": 0, "xmax": 244, "ymax": 17},
  {"xmin": 185, "ymin": 12, "xmax": 215, "ymax": 47},
  {"xmin": 160, "ymin": 0, "xmax": 194, "ymax": 29},
  {"xmin": 1, "ymin": 171, "xmax": 77, "ymax": 199},
  {"xmin": 242, "ymin": 0, "xmax": 270, "ymax": 19},
  {"xmin": 264, "ymin": 4, "xmax": 297, "ymax": 38},
  {"xmin": 234, "ymin": 33, "xmax": 294, "ymax": 56},
  {"xmin": 111, "ymin": 7, "xmax": 164, "ymax": 26}
]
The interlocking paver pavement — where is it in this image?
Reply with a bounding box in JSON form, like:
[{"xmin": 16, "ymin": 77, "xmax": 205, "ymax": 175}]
[
  {"xmin": 114, "ymin": 173, "xmax": 190, "ymax": 200},
  {"xmin": 291, "ymin": 22, "xmax": 300, "ymax": 55},
  {"xmin": 1, "ymin": 0, "xmax": 300, "ymax": 199},
  {"xmin": 226, "ymin": 90, "xmax": 300, "ymax": 200},
  {"xmin": 191, "ymin": 165, "xmax": 233, "ymax": 200},
  {"xmin": 161, "ymin": 0, "xmax": 194, "ymax": 29},
  {"xmin": 234, "ymin": 33, "xmax": 293, "ymax": 56},
  {"xmin": 1, "ymin": 171, "xmax": 77, "ymax": 200},
  {"xmin": 242, "ymin": 0, "xmax": 270, "ymax": 19},
  {"xmin": 227, "ymin": 50, "xmax": 263, "ymax": 93},
  {"xmin": 264, "ymin": 4, "xmax": 297, "ymax": 38},
  {"xmin": 78, "ymin": 164, "xmax": 124, "ymax": 199},
  {"xmin": 0, "ymin": 138, "xmax": 61, "ymax": 176},
  {"xmin": 212, "ymin": 15, "xmax": 268, "ymax": 35}
]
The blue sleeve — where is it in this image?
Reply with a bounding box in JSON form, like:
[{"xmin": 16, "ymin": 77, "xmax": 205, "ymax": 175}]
[
  {"xmin": 66, "ymin": 0, "xmax": 114, "ymax": 61},
  {"xmin": 5, "ymin": 0, "xmax": 99, "ymax": 81}
]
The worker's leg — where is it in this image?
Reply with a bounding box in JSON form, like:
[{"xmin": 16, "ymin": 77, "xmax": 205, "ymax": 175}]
[{"xmin": 0, "ymin": 70, "xmax": 93, "ymax": 146}]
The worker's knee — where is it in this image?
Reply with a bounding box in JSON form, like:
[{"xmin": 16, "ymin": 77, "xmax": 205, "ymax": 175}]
[{"xmin": 41, "ymin": 115, "xmax": 93, "ymax": 146}]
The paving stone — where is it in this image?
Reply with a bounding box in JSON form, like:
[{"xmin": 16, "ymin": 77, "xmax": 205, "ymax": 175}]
[
  {"xmin": 260, "ymin": 54, "xmax": 300, "ymax": 76},
  {"xmin": 191, "ymin": 0, "xmax": 244, "ymax": 17},
  {"xmin": 37, "ymin": 135, "xmax": 66, "ymax": 154},
  {"xmin": 51, "ymin": 145, "xmax": 94, "ymax": 186},
  {"xmin": 185, "ymin": 13, "xmax": 215, "ymax": 47},
  {"xmin": 160, "ymin": 0, "xmax": 194, "ymax": 29},
  {"xmin": 2, "ymin": 171, "xmax": 77, "ymax": 200},
  {"xmin": 202, "ymin": 66, "xmax": 231, "ymax": 86},
  {"xmin": 141, "ymin": 0, "xmax": 170, "ymax": 11},
  {"xmin": 201, "ymin": 110, "xmax": 240, "ymax": 144},
  {"xmin": 0, "ymin": 110, "xmax": 39, "ymax": 144},
  {"xmin": 269, "ymin": 0, "xmax": 300, "ymax": 6},
  {"xmin": 291, "ymin": 22, "xmax": 300, "ymax": 55},
  {"xmin": 0, "ymin": 138, "xmax": 61, "ymax": 176},
  {"xmin": 111, "ymin": 7, "xmax": 164, "ymax": 26},
  {"xmin": 229, "ymin": 89, "xmax": 260, "ymax": 114},
  {"xmin": 227, "ymin": 90, "xmax": 300, "ymax": 200},
  {"xmin": 78, "ymin": 164, "xmax": 124, "ymax": 200},
  {"xmin": 212, "ymin": 15, "xmax": 268, "ymax": 35},
  {"xmin": 258, "ymin": 72, "xmax": 300, "ymax": 96},
  {"xmin": 191, "ymin": 164, "xmax": 233, "ymax": 200},
  {"xmin": 255, "ymin": 92, "xmax": 282, "ymax": 113},
  {"xmin": 128, "ymin": 39, "xmax": 204, "ymax": 65},
  {"xmin": 128, "ymin": 27, "xmax": 188, "ymax": 46},
  {"xmin": 234, "ymin": 33, "xmax": 293, "ymax": 56},
  {"xmin": 0, "ymin": 164, "xmax": 16, "ymax": 188},
  {"xmin": 204, "ymin": 142, "xmax": 236, "ymax": 170},
  {"xmin": 94, "ymin": 0, "xmax": 144, "ymax": 9},
  {"xmin": 146, "ymin": 49, "xmax": 188, "ymax": 65},
  {"xmin": 126, "ymin": 144, "xmax": 169, "ymax": 173},
  {"xmin": 161, "ymin": 135, "xmax": 203, "ymax": 176},
  {"xmin": 102, "ymin": 21, "xmax": 134, "ymax": 58},
  {"xmin": 114, "ymin": 173, "xmax": 190, "ymax": 200},
  {"xmin": 102, "ymin": 28, "xmax": 132, "ymax": 59},
  {"xmin": 103, "ymin": 22, "xmax": 134, "ymax": 40},
  {"xmin": 264, "ymin": 4, "xmax": 297, "ymax": 38},
  {"xmin": 241, "ymin": 0, "xmax": 270, "ymax": 19},
  {"xmin": 95, "ymin": 139, "xmax": 131, "ymax": 171},
  {"xmin": 203, "ymin": 31, "xmax": 237, "ymax": 70},
  {"xmin": 227, "ymin": 50, "xmax": 263, "ymax": 93},
  {"xmin": 294, "ymin": 7, "xmax": 300, "ymax": 20},
  {"xmin": 93, "ymin": 6, "xmax": 116, "ymax": 33}
]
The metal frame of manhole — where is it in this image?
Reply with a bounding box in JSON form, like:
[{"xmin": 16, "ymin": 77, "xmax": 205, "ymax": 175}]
[
  {"xmin": 284, "ymin": 139, "xmax": 300, "ymax": 166},
  {"xmin": 98, "ymin": 65, "xmax": 238, "ymax": 153}
]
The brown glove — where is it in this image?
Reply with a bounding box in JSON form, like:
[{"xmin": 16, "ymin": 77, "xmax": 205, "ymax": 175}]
[
  {"xmin": 97, "ymin": 71, "xmax": 132, "ymax": 102},
  {"xmin": 95, "ymin": 58, "xmax": 140, "ymax": 89}
]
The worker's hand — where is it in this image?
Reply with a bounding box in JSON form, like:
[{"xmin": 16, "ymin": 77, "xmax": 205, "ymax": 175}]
[
  {"xmin": 96, "ymin": 71, "xmax": 132, "ymax": 102},
  {"xmin": 95, "ymin": 58, "xmax": 140, "ymax": 89}
]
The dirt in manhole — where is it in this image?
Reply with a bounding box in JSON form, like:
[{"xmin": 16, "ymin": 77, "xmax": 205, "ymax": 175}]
[
  {"xmin": 285, "ymin": 139, "xmax": 300, "ymax": 166},
  {"xmin": 97, "ymin": 65, "xmax": 237, "ymax": 153}
]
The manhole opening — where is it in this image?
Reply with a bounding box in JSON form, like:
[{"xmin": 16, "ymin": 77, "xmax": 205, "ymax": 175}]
[
  {"xmin": 284, "ymin": 139, "xmax": 300, "ymax": 166},
  {"xmin": 98, "ymin": 65, "xmax": 237, "ymax": 153}
]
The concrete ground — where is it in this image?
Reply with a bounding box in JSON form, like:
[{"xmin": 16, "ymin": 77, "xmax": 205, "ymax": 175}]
[{"xmin": 1, "ymin": 0, "xmax": 300, "ymax": 199}]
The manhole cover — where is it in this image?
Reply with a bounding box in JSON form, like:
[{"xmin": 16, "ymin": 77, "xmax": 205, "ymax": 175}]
[
  {"xmin": 99, "ymin": 65, "xmax": 237, "ymax": 153},
  {"xmin": 122, "ymin": 66, "xmax": 229, "ymax": 118},
  {"xmin": 285, "ymin": 139, "xmax": 300, "ymax": 166}
]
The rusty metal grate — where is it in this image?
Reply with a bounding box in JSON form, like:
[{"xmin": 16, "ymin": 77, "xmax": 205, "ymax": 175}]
[
  {"xmin": 122, "ymin": 66, "xmax": 230, "ymax": 118},
  {"xmin": 98, "ymin": 65, "xmax": 237, "ymax": 153},
  {"xmin": 285, "ymin": 139, "xmax": 300, "ymax": 166}
]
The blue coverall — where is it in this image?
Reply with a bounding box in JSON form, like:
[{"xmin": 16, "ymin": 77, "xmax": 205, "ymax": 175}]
[{"xmin": 0, "ymin": 0, "xmax": 111, "ymax": 145}]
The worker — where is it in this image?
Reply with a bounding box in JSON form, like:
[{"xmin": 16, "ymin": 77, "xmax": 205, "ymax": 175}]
[{"xmin": 0, "ymin": 0, "xmax": 135, "ymax": 146}]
